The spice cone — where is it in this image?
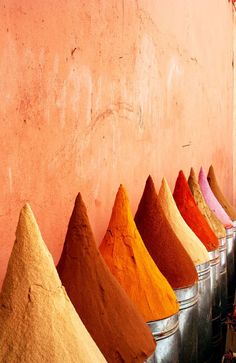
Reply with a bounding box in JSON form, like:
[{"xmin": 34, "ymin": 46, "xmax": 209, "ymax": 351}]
[
  {"xmin": 198, "ymin": 167, "xmax": 232, "ymax": 228},
  {"xmin": 207, "ymin": 165, "xmax": 236, "ymax": 221},
  {"xmin": 100, "ymin": 185, "xmax": 179, "ymax": 323},
  {"xmin": 188, "ymin": 168, "xmax": 226, "ymax": 239},
  {"xmin": 173, "ymin": 170, "xmax": 219, "ymax": 251},
  {"xmin": 57, "ymin": 193, "xmax": 156, "ymax": 363},
  {"xmin": 158, "ymin": 178, "xmax": 209, "ymax": 266},
  {"xmin": 135, "ymin": 175, "xmax": 198, "ymax": 289},
  {"xmin": 0, "ymin": 204, "xmax": 107, "ymax": 363}
]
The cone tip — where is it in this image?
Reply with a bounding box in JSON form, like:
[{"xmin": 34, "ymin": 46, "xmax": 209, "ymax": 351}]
[
  {"xmin": 190, "ymin": 167, "xmax": 195, "ymax": 177},
  {"xmin": 75, "ymin": 192, "xmax": 83, "ymax": 205},
  {"xmin": 19, "ymin": 203, "xmax": 35, "ymax": 222},
  {"xmin": 208, "ymin": 165, "xmax": 214, "ymax": 174},
  {"xmin": 178, "ymin": 170, "xmax": 185, "ymax": 179}
]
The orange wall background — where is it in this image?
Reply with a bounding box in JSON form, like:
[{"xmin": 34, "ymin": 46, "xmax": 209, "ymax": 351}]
[{"xmin": 0, "ymin": 0, "xmax": 234, "ymax": 285}]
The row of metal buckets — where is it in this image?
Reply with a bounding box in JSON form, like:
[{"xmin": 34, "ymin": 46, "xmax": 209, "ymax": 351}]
[{"xmin": 145, "ymin": 223, "xmax": 236, "ymax": 363}]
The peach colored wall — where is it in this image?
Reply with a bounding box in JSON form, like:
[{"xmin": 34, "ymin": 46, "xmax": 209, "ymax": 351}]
[
  {"xmin": 233, "ymin": 8, "xmax": 236, "ymax": 205},
  {"xmin": 0, "ymin": 0, "xmax": 234, "ymax": 285}
]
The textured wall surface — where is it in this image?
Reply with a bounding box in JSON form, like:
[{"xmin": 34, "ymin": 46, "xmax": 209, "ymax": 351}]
[
  {"xmin": 0, "ymin": 0, "xmax": 234, "ymax": 285},
  {"xmin": 233, "ymin": 8, "xmax": 236, "ymax": 205}
]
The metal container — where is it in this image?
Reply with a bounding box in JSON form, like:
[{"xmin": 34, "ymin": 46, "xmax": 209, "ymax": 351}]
[
  {"xmin": 196, "ymin": 261, "xmax": 212, "ymax": 363},
  {"xmin": 208, "ymin": 248, "xmax": 221, "ymax": 349},
  {"xmin": 146, "ymin": 313, "xmax": 180, "ymax": 363},
  {"xmin": 225, "ymin": 226, "xmax": 235, "ymax": 311},
  {"xmin": 219, "ymin": 237, "xmax": 228, "ymax": 323},
  {"xmin": 232, "ymin": 220, "xmax": 236, "ymax": 275},
  {"xmin": 174, "ymin": 283, "xmax": 198, "ymax": 363}
]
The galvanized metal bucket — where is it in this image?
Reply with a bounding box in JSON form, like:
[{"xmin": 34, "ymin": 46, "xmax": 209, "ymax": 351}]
[
  {"xmin": 196, "ymin": 261, "xmax": 212, "ymax": 363},
  {"xmin": 219, "ymin": 237, "xmax": 228, "ymax": 323},
  {"xmin": 174, "ymin": 283, "xmax": 198, "ymax": 363},
  {"xmin": 146, "ymin": 313, "xmax": 180, "ymax": 363},
  {"xmin": 208, "ymin": 248, "xmax": 221, "ymax": 349},
  {"xmin": 232, "ymin": 220, "xmax": 236, "ymax": 275},
  {"xmin": 225, "ymin": 226, "xmax": 235, "ymax": 311}
]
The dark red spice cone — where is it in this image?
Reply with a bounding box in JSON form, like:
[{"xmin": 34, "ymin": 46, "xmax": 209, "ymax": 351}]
[
  {"xmin": 173, "ymin": 170, "xmax": 219, "ymax": 251},
  {"xmin": 135, "ymin": 175, "xmax": 198, "ymax": 289},
  {"xmin": 57, "ymin": 193, "xmax": 156, "ymax": 363}
]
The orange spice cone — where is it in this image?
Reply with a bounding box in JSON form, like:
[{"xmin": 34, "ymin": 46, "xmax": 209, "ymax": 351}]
[{"xmin": 100, "ymin": 185, "xmax": 179, "ymax": 323}]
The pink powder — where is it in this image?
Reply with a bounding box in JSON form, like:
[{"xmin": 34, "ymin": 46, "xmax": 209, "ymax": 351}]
[{"xmin": 198, "ymin": 167, "xmax": 232, "ymax": 228}]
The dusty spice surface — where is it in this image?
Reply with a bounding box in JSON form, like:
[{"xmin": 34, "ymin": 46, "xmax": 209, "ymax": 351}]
[
  {"xmin": 173, "ymin": 170, "xmax": 219, "ymax": 251},
  {"xmin": 0, "ymin": 204, "xmax": 107, "ymax": 363},
  {"xmin": 188, "ymin": 168, "xmax": 226, "ymax": 239},
  {"xmin": 158, "ymin": 178, "xmax": 209, "ymax": 266},
  {"xmin": 135, "ymin": 176, "xmax": 198, "ymax": 289},
  {"xmin": 100, "ymin": 185, "xmax": 179, "ymax": 323},
  {"xmin": 208, "ymin": 165, "xmax": 236, "ymax": 221},
  {"xmin": 57, "ymin": 193, "xmax": 156, "ymax": 363},
  {"xmin": 198, "ymin": 167, "xmax": 232, "ymax": 228}
]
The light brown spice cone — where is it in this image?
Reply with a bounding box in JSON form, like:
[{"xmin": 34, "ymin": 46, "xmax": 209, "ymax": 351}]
[
  {"xmin": 0, "ymin": 204, "xmax": 107, "ymax": 363},
  {"xmin": 207, "ymin": 165, "xmax": 236, "ymax": 221},
  {"xmin": 188, "ymin": 167, "xmax": 226, "ymax": 238}
]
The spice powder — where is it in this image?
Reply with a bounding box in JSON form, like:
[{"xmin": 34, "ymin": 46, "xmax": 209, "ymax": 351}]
[
  {"xmin": 100, "ymin": 185, "xmax": 179, "ymax": 323},
  {"xmin": 198, "ymin": 167, "xmax": 232, "ymax": 228},
  {"xmin": 57, "ymin": 193, "xmax": 156, "ymax": 363},
  {"xmin": 207, "ymin": 165, "xmax": 236, "ymax": 221},
  {"xmin": 188, "ymin": 168, "xmax": 226, "ymax": 239},
  {"xmin": 173, "ymin": 170, "xmax": 219, "ymax": 251},
  {"xmin": 158, "ymin": 178, "xmax": 209, "ymax": 266},
  {"xmin": 135, "ymin": 175, "xmax": 198, "ymax": 289},
  {"xmin": 0, "ymin": 204, "xmax": 107, "ymax": 363}
]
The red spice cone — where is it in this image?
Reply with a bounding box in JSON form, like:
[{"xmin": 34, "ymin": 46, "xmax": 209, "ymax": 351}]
[
  {"xmin": 57, "ymin": 193, "xmax": 156, "ymax": 363},
  {"xmin": 173, "ymin": 170, "xmax": 219, "ymax": 251},
  {"xmin": 135, "ymin": 175, "xmax": 198, "ymax": 289}
]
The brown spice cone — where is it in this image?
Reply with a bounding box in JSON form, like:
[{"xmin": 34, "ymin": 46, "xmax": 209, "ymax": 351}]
[
  {"xmin": 135, "ymin": 175, "xmax": 198, "ymax": 289},
  {"xmin": 207, "ymin": 165, "xmax": 236, "ymax": 221},
  {"xmin": 57, "ymin": 193, "xmax": 156, "ymax": 363}
]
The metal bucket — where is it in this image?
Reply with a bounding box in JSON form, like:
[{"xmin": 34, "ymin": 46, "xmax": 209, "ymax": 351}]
[
  {"xmin": 232, "ymin": 220, "xmax": 236, "ymax": 275},
  {"xmin": 174, "ymin": 283, "xmax": 198, "ymax": 363},
  {"xmin": 219, "ymin": 237, "xmax": 228, "ymax": 323},
  {"xmin": 196, "ymin": 261, "xmax": 212, "ymax": 363},
  {"xmin": 146, "ymin": 313, "xmax": 180, "ymax": 363},
  {"xmin": 208, "ymin": 248, "xmax": 221, "ymax": 349},
  {"xmin": 225, "ymin": 226, "xmax": 235, "ymax": 311}
]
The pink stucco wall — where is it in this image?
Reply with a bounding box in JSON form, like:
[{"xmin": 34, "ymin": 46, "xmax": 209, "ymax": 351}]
[
  {"xmin": 233, "ymin": 8, "xmax": 236, "ymax": 205},
  {"xmin": 0, "ymin": 0, "xmax": 234, "ymax": 286}
]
